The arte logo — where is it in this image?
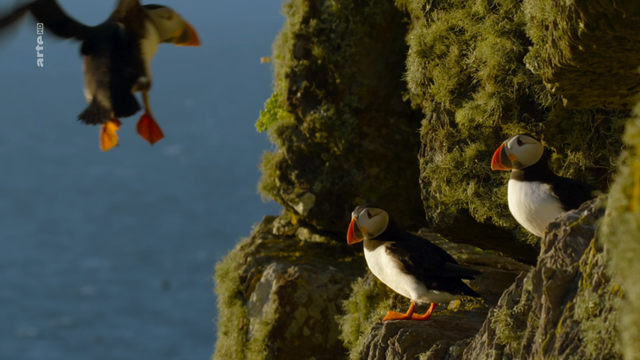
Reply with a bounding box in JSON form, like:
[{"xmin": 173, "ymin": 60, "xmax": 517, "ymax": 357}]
[{"xmin": 36, "ymin": 23, "xmax": 44, "ymax": 67}]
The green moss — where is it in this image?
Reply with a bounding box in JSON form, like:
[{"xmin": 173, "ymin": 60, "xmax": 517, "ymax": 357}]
[
  {"xmin": 213, "ymin": 237, "xmax": 251, "ymax": 360},
  {"xmin": 256, "ymin": 92, "xmax": 292, "ymax": 133},
  {"xmin": 601, "ymin": 101, "xmax": 640, "ymax": 359},
  {"xmin": 399, "ymin": 0, "xmax": 626, "ymax": 242}
]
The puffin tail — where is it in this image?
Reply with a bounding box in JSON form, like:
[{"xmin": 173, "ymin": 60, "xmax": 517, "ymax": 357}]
[
  {"xmin": 111, "ymin": 91, "xmax": 140, "ymax": 119},
  {"xmin": 78, "ymin": 97, "xmax": 111, "ymax": 125},
  {"xmin": 459, "ymin": 284, "xmax": 481, "ymax": 298}
]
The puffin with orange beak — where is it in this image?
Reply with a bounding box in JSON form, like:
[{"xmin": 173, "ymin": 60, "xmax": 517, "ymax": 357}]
[
  {"xmin": 347, "ymin": 205, "xmax": 481, "ymax": 322},
  {"xmin": 491, "ymin": 134, "xmax": 596, "ymax": 237},
  {"xmin": 0, "ymin": 0, "xmax": 200, "ymax": 151}
]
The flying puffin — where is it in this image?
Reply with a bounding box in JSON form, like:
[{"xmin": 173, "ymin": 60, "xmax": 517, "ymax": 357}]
[
  {"xmin": 491, "ymin": 134, "xmax": 596, "ymax": 237},
  {"xmin": 347, "ymin": 205, "xmax": 481, "ymax": 321},
  {"xmin": 0, "ymin": 0, "xmax": 200, "ymax": 151}
]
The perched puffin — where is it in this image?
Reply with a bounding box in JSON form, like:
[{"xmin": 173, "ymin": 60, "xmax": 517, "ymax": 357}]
[
  {"xmin": 0, "ymin": 0, "xmax": 200, "ymax": 151},
  {"xmin": 491, "ymin": 134, "xmax": 596, "ymax": 237},
  {"xmin": 347, "ymin": 205, "xmax": 481, "ymax": 321}
]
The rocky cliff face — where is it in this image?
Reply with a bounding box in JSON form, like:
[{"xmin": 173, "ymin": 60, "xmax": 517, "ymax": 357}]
[
  {"xmin": 213, "ymin": 0, "xmax": 640, "ymax": 358},
  {"xmin": 463, "ymin": 197, "xmax": 621, "ymax": 359}
]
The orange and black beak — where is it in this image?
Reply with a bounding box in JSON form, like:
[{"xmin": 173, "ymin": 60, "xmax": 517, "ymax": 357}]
[
  {"xmin": 174, "ymin": 20, "xmax": 201, "ymax": 46},
  {"xmin": 491, "ymin": 143, "xmax": 514, "ymax": 171},
  {"xmin": 347, "ymin": 217, "xmax": 364, "ymax": 245}
]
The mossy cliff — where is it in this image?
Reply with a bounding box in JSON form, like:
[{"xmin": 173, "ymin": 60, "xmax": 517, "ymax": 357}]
[
  {"xmin": 214, "ymin": 0, "xmax": 640, "ymax": 358},
  {"xmin": 256, "ymin": 0, "xmax": 425, "ymax": 234},
  {"xmin": 601, "ymin": 103, "xmax": 640, "ymax": 358}
]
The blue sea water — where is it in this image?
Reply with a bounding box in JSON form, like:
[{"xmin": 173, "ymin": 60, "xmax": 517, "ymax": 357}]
[{"xmin": 0, "ymin": 0, "xmax": 283, "ymax": 359}]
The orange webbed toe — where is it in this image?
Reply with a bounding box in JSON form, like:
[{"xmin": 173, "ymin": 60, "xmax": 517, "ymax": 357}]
[
  {"xmin": 99, "ymin": 119, "xmax": 122, "ymax": 152},
  {"xmin": 137, "ymin": 113, "xmax": 164, "ymax": 145},
  {"xmin": 383, "ymin": 311, "xmax": 412, "ymax": 322}
]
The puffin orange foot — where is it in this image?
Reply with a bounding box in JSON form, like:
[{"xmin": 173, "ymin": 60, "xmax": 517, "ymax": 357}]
[
  {"xmin": 382, "ymin": 301, "xmax": 417, "ymax": 322},
  {"xmin": 136, "ymin": 113, "xmax": 164, "ymax": 145},
  {"xmin": 100, "ymin": 118, "xmax": 122, "ymax": 152},
  {"xmin": 383, "ymin": 311, "xmax": 412, "ymax": 321},
  {"xmin": 410, "ymin": 303, "xmax": 437, "ymax": 321}
]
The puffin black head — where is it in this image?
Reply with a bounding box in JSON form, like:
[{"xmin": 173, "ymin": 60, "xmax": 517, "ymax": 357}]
[
  {"xmin": 491, "ymin": 134, "xmax": 544, "ymax": 171},
  {"xmin": 143, "ymin": 4, "xmax": 200, "ymax": 46},
  {"xmin": 347, "ymin": 205, "xmax": 390, "ymax": 245}
]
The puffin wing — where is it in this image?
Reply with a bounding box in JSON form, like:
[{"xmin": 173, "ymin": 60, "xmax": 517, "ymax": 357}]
[
  {"xmin": 549, "ymin": 176, "xmax": 596, "ymax": 211},
  {"xmin": 109, "ymin": 0, "xmax": 144, "ymax": 25},
  {"xmin": 0, "ymin": 0, "xmax": 95, "ymax": 40},
  {"xmin": 385, "ymin": 233, "xmax": 481, "ymax": 280}
]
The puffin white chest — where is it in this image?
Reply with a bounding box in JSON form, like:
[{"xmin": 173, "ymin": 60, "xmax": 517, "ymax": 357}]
[
  {"xmin": 507, "ymin": 180, "xmax": 564, "ymax": 237},
  {"xmin": 364, "ymin": 242, "xmax": 415, "ymax": 299}
]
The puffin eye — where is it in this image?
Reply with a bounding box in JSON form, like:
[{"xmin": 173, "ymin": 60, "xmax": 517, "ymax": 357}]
[
  {"xmin": 516, "ymin": 138, "xmax": 524, "ymax": 147},
  {"xmin": 366, "ymin": 211, "xmax": 373, "ymax": 219}
]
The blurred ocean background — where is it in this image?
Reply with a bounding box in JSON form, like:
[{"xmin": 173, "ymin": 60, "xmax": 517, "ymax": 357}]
[{"xmin": 0, "ymin": 0, "xmax": 283, "ymax": 359}]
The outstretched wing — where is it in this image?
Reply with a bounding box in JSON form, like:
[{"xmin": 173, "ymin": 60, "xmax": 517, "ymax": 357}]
[{"xmin": 0, "ymin": 0, "xmax": 97, "ymax": 40}]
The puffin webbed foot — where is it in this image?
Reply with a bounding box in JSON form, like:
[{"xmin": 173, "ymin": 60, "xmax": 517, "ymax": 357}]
[
  {"xmin": 137, "ymin": 112, "xmax": 164, "ymax": 145},
  {"xmin": 382, "ymin": 301, "xmax": 416, "ymax": 322},
  {"xmin": 410, "ymin": 303, "xmax": 437, "ymax": 321},
  {"xmin": 137, "ymin": 91, "xmax": 164, "ymax": 145},
  {"xmin": 100, "ymin": 118, "xmax": 122, "ymax": 152}
]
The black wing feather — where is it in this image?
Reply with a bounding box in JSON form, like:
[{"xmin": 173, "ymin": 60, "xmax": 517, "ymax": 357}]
[
  {"xmin": 382, "ymin": 232, "xmax": 481, "ymax": 297},
  {"xmin": 384, "ymin": 233, "xmax": 481, "ymax": 279},
  {"xmin": 0, "ymin": 0, "xmax": 96, "ymax": 40},
  {"xmin": 549, "ymin": 176, "xmax": 596, "ymax": 211}
]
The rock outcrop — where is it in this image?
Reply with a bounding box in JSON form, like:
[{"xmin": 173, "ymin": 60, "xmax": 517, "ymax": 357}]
[
  {"xmin": 256, "ymin": 0, "xmax": 425, "ymax": 234},
  {"xmin": 213, "ymin": 215, "xmax": 366, "ymax": 360},
  {"xmin": 463, "ymin": 197, "xmax": 621, "ymax": 359}
]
